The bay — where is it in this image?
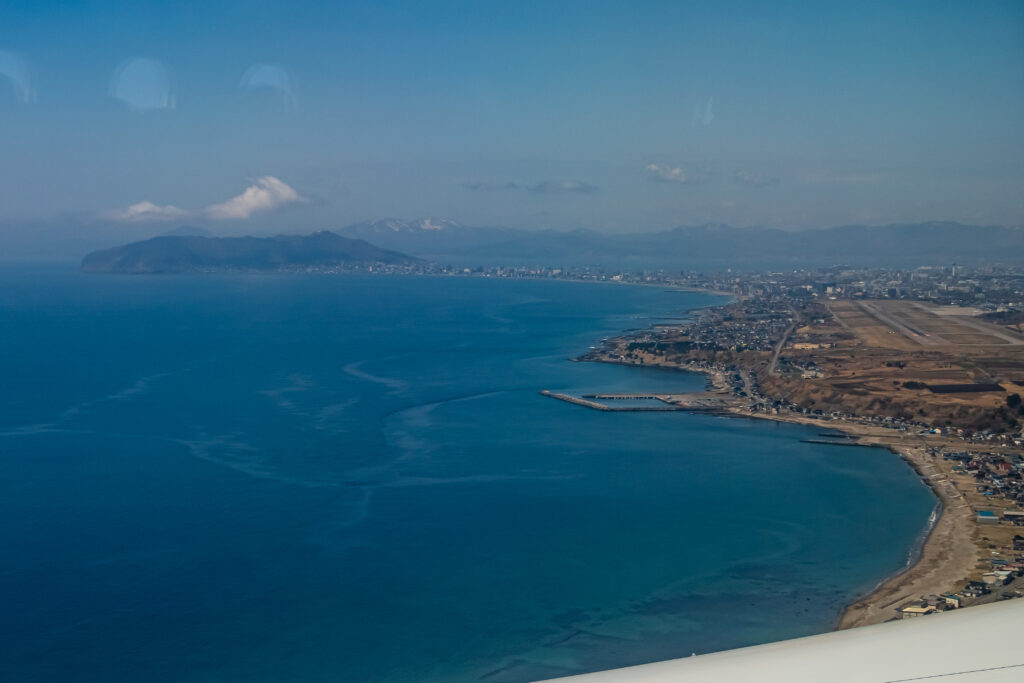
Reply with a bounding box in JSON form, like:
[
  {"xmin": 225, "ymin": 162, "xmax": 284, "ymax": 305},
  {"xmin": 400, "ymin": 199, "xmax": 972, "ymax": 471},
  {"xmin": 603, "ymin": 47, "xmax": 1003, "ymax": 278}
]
[{"xmin": 0, "ymin": 268, "xmax": 935, "ymax": 682}]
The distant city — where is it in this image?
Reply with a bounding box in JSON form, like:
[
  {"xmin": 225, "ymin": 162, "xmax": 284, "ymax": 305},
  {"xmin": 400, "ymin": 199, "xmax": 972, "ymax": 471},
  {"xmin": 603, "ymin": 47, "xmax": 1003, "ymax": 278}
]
[{"xmin": 319, "ymin": 261, "xmax": 1024, "ymax": 313}]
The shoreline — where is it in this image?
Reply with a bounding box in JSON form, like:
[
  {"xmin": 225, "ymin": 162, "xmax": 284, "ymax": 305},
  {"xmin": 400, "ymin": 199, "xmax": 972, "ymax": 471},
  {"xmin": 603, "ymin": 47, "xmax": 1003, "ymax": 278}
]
[
  {"xmin": 719, "ymin": 406, "xmax": 980, "ymax": 629},
  {"xmin": 695, "ymin": 366, "xmax": 982, "ymax": 629},
  {"xmin": 584, "ymin": 357, "xmax": 983, "ymax": 630},
  {"xmin": 831, "ymin": 497, "xmax": 943, "ymax": 629}
]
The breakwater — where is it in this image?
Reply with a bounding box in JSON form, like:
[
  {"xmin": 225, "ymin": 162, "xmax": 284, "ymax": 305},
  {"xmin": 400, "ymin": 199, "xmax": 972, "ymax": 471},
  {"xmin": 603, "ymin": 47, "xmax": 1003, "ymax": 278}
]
[{"xmin": 540, "ymin": 390, "xmax": 730, "ymax": 413}]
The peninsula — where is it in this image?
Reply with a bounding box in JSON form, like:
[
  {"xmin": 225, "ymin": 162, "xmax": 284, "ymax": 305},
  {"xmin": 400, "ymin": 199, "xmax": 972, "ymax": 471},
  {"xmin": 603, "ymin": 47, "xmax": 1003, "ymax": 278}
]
[{"xmin": 81, "ymin": 231, "xmax": 421, "ymax": 274}]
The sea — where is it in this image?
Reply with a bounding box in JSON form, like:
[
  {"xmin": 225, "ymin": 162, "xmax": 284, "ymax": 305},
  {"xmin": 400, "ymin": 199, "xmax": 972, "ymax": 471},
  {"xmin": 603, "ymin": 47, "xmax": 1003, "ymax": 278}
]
[{"xmin": 0, "ymin": 267, "xmax": 936, "ymax": 682}]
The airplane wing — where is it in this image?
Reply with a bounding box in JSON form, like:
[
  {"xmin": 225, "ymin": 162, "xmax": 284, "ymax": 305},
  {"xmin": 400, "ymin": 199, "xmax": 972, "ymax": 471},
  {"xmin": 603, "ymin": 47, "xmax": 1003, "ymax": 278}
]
[{"xmin": 534, "ymin": 599, "xmax": 1024, "ymax": 682}]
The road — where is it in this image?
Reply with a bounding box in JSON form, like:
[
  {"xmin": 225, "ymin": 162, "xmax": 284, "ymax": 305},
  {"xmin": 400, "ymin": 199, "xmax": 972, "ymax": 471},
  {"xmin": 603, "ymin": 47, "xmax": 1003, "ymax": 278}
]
[{"xmin": 769, "ymin": 317, "xmax": 797, "ymax": 374}]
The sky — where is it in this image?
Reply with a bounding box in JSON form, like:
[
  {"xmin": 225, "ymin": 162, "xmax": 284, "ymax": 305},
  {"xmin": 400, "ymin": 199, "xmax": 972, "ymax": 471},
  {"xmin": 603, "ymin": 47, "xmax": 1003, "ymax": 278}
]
[{"xmin": 1, "ymin": 0, "xmax": 1023, "ymax": 254}]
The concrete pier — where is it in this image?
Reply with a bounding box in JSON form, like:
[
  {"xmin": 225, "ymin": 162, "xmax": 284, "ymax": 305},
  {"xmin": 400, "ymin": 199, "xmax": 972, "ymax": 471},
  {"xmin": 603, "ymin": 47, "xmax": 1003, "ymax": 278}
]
[{"xmin": 540, "ymin": 390, "xmax": 730, "ymax": 413}]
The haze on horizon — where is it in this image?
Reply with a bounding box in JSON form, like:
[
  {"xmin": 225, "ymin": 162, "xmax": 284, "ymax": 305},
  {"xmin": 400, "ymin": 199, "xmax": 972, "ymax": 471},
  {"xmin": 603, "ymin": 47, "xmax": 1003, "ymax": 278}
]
[{"xmin": 1, "ymin": 0, "xmax": 1022, "ymax": 257}]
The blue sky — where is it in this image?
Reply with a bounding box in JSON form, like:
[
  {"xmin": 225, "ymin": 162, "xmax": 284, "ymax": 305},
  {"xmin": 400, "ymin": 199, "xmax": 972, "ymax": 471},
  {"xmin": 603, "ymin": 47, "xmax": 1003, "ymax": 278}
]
[{"xmin": 1, "ymin": 0, "xmax": 1022, "ymax": 249}]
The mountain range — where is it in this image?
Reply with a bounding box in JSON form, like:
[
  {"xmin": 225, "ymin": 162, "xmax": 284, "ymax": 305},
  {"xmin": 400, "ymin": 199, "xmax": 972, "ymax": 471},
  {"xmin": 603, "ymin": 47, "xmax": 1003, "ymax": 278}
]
[
  {"xmin": 81, "ymin": 231, "xmax": 420, "ymax": 273},
  {"xmin": 334, "ymin": 219, "xmax": 1024, "ymax": 269},
  {"xmin": 80, "ymin": 220, "xmax": 1024, "ymax": 273}
]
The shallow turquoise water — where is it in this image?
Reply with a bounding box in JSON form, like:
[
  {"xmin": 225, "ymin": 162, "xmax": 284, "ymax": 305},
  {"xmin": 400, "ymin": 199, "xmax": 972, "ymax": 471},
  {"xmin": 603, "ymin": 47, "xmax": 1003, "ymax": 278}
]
[{"xmin": 0, "ymin": 268, "xmax": 935, "ymax": 681}]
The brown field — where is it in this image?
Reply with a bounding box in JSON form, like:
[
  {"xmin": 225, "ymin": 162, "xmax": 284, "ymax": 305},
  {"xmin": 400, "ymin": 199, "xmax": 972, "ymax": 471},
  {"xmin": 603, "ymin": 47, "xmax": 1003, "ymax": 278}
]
[
  {"xmin": 912, "ymin": 370, "xmax": 984, "ymax": 381},
  {"xmin": 757, "ymin": 300, "xmax": 1024, "ymax": 428},
  {"xmin": 831, "ymin": 300, "xmax": 1024, "ymax": 350},
  {"xmin": 828, "ymin": 301, "xmax": 920, "ymax": 350},
  {"xmin": 975, "ymin": 359, "xmax": 1024, "ymax": 383},
  {"xmin": 942, "ymin": 333, "xmax": 1011, "ymax": 345}
]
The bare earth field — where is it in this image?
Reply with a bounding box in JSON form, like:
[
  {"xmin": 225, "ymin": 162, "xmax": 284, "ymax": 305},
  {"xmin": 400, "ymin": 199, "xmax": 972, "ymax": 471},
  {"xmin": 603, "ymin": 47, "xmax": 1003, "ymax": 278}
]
[
  {"xmin": 761, "ymin": 300, "xmax": 1024, "ymax": 431},
  {"xmin": 834, "ymin": 300, "xmax": 1024, "ymax": 349}
]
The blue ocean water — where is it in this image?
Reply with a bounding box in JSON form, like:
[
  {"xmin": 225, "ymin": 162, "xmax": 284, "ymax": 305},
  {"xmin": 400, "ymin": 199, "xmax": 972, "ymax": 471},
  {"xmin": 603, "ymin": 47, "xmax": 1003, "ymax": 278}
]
[{"xmin": 0, "ymin": 267, "xmax": 935, "ymax": 682}]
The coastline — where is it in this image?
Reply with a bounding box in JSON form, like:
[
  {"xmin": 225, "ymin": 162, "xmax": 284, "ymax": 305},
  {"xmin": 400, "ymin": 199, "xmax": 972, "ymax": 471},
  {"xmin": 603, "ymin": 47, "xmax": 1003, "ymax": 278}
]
[
  {"xmin": 695, "ymin": 365, "xmax": 982, "ymax": 629},
  {"xmin": 587, "ymin": 357, "xmax": 983, "ymax": 630}
]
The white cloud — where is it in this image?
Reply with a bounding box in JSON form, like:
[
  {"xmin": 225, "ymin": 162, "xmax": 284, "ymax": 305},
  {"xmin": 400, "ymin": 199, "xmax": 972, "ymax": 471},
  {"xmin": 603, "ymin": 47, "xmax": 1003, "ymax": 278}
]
[
  {"xmin": 204, "ymin": 176, "xmax": 306, "ymax": 220},
  {"xmin": 105, "ymin": 200, "xmax": 190, "ymax": 222},
  {"xmin": 645, "ymin": 162, "xmax": 714, "ymax": 185},
  {"xmin": 105, "ymin": 176, "xmax": 306, "ymax": 223},
  {"xmin": 645, "ymin": 163, "xmax": 688, "ymax": 184}
]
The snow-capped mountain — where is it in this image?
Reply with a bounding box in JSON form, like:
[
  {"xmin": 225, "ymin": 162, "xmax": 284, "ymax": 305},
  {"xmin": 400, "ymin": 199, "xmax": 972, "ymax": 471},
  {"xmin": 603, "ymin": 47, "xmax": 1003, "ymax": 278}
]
[
  {"xmin": 340, "ymin": 217, "xmax": 462, "ymax": 237},
  {"xmin": 336, "ymin": 217, "xmax": 522, "ymax": 257}
]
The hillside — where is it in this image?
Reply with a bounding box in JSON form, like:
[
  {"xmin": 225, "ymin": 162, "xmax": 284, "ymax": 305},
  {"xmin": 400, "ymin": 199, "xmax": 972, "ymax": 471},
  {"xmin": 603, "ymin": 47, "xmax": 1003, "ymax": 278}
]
[{"xmin": 81, "ymin": 231, "xmax": 420, "ymax": 273}]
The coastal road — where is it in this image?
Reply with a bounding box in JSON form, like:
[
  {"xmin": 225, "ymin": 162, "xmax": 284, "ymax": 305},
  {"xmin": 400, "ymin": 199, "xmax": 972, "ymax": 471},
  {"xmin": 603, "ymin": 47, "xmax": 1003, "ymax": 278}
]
[{"xmin": 769, "ymin": 316, "xmax": 797, "ymax": 375}]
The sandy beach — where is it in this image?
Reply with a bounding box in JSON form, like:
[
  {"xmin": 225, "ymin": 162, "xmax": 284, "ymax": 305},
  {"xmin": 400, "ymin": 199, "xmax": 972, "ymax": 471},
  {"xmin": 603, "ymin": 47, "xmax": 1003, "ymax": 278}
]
[
  {"xmin": 604, "ymin": 360, "xmax": 990, "ymax": 629},
  {"xmin": 751, "ymin": 416, "xmax": 982, "ymax": 629},
  {"xmin": 708, "ymin": 370, "xmax": 986, "ymax": 628},
  {"xmin": 836, "ymin": 443, "xmax": 981, "ymax": 628}
]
